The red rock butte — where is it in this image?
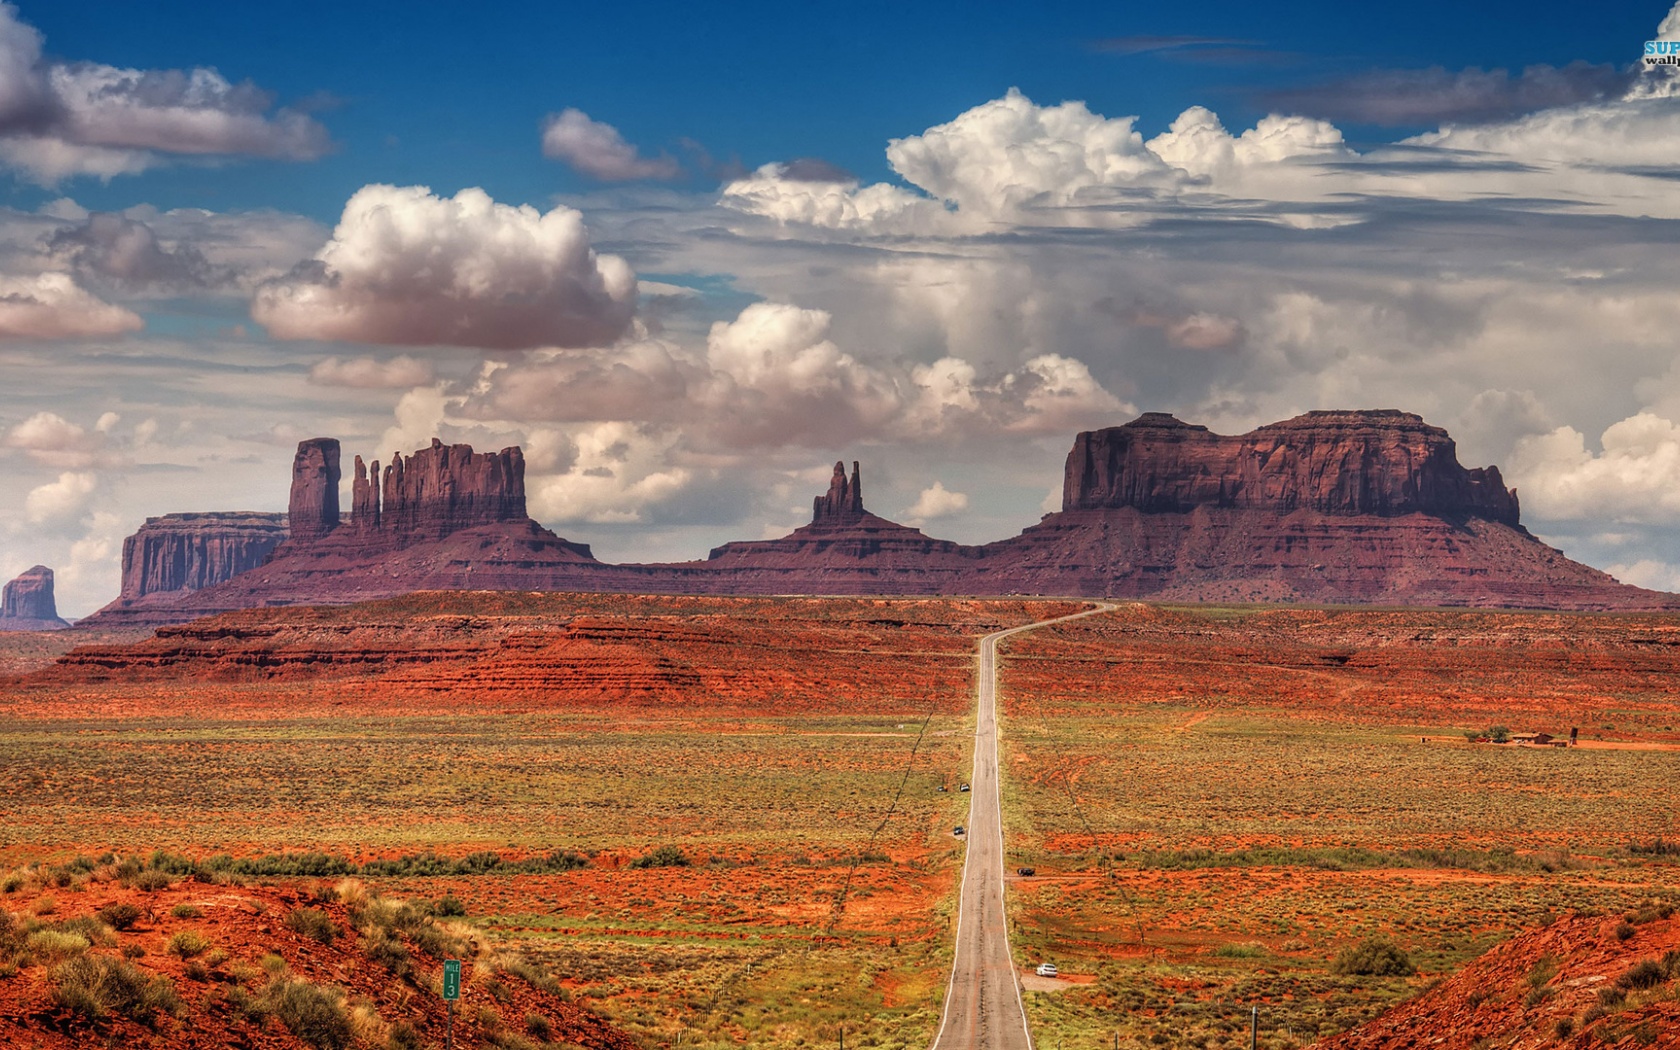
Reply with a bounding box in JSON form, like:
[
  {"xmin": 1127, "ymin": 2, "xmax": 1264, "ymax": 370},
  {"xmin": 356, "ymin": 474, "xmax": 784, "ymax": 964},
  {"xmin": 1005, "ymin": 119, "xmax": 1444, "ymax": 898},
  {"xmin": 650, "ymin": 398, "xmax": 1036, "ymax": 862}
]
[
  {"xmin": 0, "ymin": 564, "xmax": 67, "ymax": 630},
  {"xmin": 74, "ymin": 410, "xmax": 1679, "ymax": 628}
]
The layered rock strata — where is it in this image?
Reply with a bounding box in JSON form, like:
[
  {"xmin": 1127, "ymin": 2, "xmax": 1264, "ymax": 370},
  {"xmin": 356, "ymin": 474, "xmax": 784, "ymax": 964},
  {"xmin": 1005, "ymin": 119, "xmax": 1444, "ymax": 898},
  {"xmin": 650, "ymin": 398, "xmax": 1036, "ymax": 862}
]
[{"xmin": 0, "ymin": 565, "xmax": 68, "ymax": 630}]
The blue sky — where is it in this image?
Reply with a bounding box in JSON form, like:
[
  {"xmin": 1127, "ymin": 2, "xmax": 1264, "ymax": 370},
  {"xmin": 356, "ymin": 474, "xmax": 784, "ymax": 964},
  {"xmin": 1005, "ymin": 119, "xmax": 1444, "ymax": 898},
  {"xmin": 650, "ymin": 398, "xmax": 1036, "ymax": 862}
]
[
  {"xmin": 21, "ymin": 0, "xmax": 1665, "ymax": 216},
  {"xmin": 6, "ymin": 0, "xmax": 1680, "ymax": 614}
]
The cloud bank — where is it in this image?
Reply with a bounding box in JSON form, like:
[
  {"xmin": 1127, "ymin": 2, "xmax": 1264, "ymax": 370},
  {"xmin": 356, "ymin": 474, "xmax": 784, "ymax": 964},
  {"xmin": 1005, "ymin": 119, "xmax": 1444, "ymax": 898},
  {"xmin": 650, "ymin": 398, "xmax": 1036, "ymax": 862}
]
[{"xmin": 0, "ymin": 3, "xmax": 330, "ymax": 183}]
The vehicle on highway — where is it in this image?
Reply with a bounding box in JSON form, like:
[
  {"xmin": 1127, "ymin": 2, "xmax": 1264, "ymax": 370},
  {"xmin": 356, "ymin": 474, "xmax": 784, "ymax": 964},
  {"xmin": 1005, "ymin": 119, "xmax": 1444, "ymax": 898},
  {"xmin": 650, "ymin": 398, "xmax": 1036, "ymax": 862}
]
[
  {"xmin": 1035, "ymin": 963, "xmax": 1058, "ymax": 978},
  {"xmin": 953, "ymin": 825, "xmax": 966, "ymax": 836}
]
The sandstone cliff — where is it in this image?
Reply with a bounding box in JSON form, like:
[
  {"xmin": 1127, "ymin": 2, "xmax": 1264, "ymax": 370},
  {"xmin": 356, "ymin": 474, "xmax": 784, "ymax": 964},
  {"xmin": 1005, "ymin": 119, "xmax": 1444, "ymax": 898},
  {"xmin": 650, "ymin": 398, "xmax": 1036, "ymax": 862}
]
[
  {"xmin": 119, "ymin": 513, "xmax": 289, "ymax": 600},
  {"xmin": 1063, "ymin": 410, "xmax": 1520, "ymax": 523},
  {"xmin": 0, "ymin": 565, "xmax": 68, "ymax": 630}
]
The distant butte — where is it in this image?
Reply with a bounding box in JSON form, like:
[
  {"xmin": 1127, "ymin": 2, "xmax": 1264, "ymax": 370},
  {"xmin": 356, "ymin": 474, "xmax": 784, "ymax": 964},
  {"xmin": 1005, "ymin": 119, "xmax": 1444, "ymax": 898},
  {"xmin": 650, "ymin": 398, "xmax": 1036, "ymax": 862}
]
[
  {"xmin": 72, "ymin": 410, "xmax": 1680, "ymax": 628},
  {"xmin": 0, "ymin": 565, "xmax": 68, "ymax": 631}
]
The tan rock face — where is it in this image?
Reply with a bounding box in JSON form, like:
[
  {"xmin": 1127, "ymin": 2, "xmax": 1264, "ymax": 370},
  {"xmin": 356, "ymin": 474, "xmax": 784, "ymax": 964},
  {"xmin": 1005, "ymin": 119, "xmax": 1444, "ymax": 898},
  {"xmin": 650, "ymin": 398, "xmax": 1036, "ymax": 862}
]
[{"xmin": 1063, "ymin": 410, "xmax": 1520, "ymax": 524}]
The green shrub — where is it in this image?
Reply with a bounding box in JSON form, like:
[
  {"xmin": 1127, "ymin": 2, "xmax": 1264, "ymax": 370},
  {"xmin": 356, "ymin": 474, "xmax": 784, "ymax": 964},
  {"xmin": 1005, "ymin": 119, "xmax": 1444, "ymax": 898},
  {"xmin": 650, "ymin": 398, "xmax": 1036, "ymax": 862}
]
[
  {"xmin": 169, "ymin": 904, "xmax": 200, "ymax": 919},
  {"xmin": 52, "ymin": 954, "xmax": 180, "ymax": 1024},
  {"xmin": 629, "ymin": 845, "xmax": 691, "ymax": 869},
  {"xmin": 26, "ymin": 929, "xmax": 89, "ymax": 960},
  {"xmin": 1487, "ymin": 725, "xmax": 1511, "ymax": 743},
  {"xmin": 131, "ymin": 871, "xmax": 172, "ymax": 892},
  {"xmin": 525, "ymin": 1012, "xmax": 553, "ymax": 1039},
  {"xmin": 167, "ymin": 930, "xmax": 211, "ymax": 958},
  {"xmin": 95, "ymin": 902, "xmax": 143, "ymax": 930},
  {"xmin": 48, "ymin": 916, "xmax": 114, "ymax": 947},
  {"xmin": 1331, "ymin": 936, "xmax": 1415, "ymax": 977},
  {"xmin": 1615, "ymin": 921, "xmax": 1636, "ymax": 941},
  {"xmin": 362, "ymin": 930, "xmax": 411, "ymax": 977},
  {"xmin": 264, "ymin": 978, "xmax": 352, "ymax": 1050},
  {"xmin": 388, "ymin": 1021, "xmax": 423, "ymax": 1050},
  {"xmin": 1617, "ymin": 958, "xmax": 1666, "ymax": 991},
  {"xmin": 434, "ymin": 894, "xmax": 467, "ymax": 917},
  {"xmin": 1213, "ymin": 941, "xmax": 1266, "ymax": 959},
  {"xmin": 286, "ymin": 907, "xmax": 337, "ymax": 944},
  {"xmin": 121, "ymin": 942, "xmax": 146, "ymax": 959}
]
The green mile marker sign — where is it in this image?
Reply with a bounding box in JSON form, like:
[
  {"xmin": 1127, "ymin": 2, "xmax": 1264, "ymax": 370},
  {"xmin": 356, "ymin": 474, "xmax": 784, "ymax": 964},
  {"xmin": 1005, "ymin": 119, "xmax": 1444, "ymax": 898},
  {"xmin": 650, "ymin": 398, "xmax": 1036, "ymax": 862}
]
[{"xmin": 443, "ymin": 959, "xmax": 462, "ymax": 1001}]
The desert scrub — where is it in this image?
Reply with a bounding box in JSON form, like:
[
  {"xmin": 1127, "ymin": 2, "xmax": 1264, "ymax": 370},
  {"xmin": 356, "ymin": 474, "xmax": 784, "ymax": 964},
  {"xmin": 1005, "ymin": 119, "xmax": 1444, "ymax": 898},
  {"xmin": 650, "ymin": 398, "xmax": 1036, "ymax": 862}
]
[
  {"xmin": 167, "ymin": 929, "xmax": 212, "ymax": 958},
  {"xmin": 630, "ymin": 845, "xmax": 692, "ymax": 869},
  {"xmin": 26, "ymin": 929, "xmax": 90, "ymax": 961},
  {"xmin": 1617, "ymin": 958, "xmax": 1666, "ymax": 991},
  {"xmin": 169, "ymin": 903, "xmax": 200, "ymax": 919},
  {"xmin": 1331, "ymin": 936, "xmax": 1415, "ymax": 977},
  {"xmin": 95, "ymin": 902, "xmax": 142, "ymax": 930},
  {"xmin": 287, "ymin": 907, "xmax": 338, "ymax": 944},
  {"xmin": 263, "ymin": 977, "xmax": 353, "ymax": 1050},
  {"xmin": 52, "ymin": 954, "xmax": 180, "ymax": 1024}
]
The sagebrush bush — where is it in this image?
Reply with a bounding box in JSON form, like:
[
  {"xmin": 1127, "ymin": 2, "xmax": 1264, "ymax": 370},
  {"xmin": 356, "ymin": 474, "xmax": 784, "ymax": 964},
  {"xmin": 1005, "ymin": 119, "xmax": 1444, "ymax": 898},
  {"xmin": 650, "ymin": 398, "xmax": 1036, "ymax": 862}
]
[
  {"xmin": 1618, "ymin": 958, "xmax": 1666, "ymax": 991},
  {"xmin": 169, "ymin": 904, "xmax": 200, "ymax": 919},
  {"xmin": 95, "ymin": 902, "xmax": 142, "ymax": 930},
  {"xmin": 629, "ymin": 845, "xmax": 691, "ymax": 869},
  {"xmin": 26, "ymin": 929, "xmax": 89, "ymax": 960},
  {"xmin": 434, "ymin": 894, "xmax": 467, "ymax": 917},
  {"xmin": 52, "ymin": 954, "xmax": 179, "ymax": 1024},
  {"xmin": 167, "ymin": 929, "xmax": 211, "ymax": 958},
  {"xmin": 264, "ymin": 977, "xmax": 353, "ymax": 1050},
  {"xmin": 287, "ymin": 907, "xmax": 337, "ymax": 944},
  {"xmin": 1331, "ymin": 936, "xmax": 1415, "ymax": 977}
]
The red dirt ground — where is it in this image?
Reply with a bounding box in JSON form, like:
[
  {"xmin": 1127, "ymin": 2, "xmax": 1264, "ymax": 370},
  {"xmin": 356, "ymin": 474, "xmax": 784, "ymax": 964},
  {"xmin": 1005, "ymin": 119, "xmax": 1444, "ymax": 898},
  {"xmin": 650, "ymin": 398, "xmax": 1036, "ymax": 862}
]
[
  {"xmin": 1318, "ymin": 910, "xmax": 1680, "ymax": 1049},
  {"xmin": 8, "ymin": 591, "xmax": 1087, "ymax": 719},
  {"xmin": 0, "ymin": 874, "xmax": 636, "ymax": 1050}
]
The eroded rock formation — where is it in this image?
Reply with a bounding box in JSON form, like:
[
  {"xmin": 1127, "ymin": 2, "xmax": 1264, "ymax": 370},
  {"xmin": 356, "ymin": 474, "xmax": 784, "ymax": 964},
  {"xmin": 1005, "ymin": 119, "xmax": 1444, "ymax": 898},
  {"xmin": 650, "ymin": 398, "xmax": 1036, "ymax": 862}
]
[
  {"xmin": 0, "ymin": 565, "xmax": 67, "ymax": 629},
  {"xmin": 1063, "ymin": 410, "xmax": 1520, "ymax": 524},
  {"xmin": 813, "ymin": 461, "xmax": 865, "ymax": 523},
  {"xmin": 287, "ymin": 438, "xmax": 340, "ymax": 542},
  {"xmin": 119, "ymin": 513, "xmax": 289, "ymax": 600},
  {"xmin": 69, "ymin": 412, "xmax": 1680, "ymax": 627}
]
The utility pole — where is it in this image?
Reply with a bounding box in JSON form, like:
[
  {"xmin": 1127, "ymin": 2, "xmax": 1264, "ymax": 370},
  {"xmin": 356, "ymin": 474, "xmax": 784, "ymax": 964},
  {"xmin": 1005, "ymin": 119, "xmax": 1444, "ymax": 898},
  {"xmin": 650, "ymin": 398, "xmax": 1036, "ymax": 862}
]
[{"xmin": 1250, "ymin": 1005, "xmax": 1258, "ymax": 1050}]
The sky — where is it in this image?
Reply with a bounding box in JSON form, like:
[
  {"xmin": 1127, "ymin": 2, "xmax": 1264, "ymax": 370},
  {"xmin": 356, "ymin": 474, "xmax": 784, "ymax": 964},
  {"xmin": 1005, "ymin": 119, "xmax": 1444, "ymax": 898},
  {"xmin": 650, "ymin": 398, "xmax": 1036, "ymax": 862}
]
[{"xmin": 6, "ymin": 0, "xmax": 1680, "ymax": 615}]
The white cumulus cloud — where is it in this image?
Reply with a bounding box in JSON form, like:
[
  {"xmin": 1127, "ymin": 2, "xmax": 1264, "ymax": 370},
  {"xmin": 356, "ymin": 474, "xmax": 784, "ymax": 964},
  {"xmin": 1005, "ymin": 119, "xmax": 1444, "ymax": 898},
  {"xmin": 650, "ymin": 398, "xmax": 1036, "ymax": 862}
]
[
  {"xmin": 541, "ymin": 108, "xmax": 679, "ymax": 181},
  {"xmin": 24, "ymin": 470, "xmax": 95, "ymax": 523},
  {"xmin": 252, "ymin": 184, "xmax": 637, "ymax": 350},
  {"xmin": 904, "ymin": 481, "xmax": 969, "ymax": 525},
  {"xmin": 1507, "ymin": 412, "xmax": 1680, "ymax": 524},
  {"xmin": 0, "ymin": 272, "xmax": 141, "ymax": 338}
]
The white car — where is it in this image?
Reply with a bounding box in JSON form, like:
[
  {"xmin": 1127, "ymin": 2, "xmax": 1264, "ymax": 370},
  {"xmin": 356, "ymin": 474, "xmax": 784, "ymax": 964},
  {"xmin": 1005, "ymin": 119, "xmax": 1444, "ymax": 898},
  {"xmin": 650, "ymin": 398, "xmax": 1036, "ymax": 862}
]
[{"xmin": 1035, "ymin": 963, "xmax": 1058, "ymax": 978}]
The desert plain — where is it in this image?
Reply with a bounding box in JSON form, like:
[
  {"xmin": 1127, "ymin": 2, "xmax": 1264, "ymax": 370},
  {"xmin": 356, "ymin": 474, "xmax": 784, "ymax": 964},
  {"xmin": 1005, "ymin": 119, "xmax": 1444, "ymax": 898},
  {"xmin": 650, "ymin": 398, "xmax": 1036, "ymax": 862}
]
[{"xmin": 3, "ymin": 594, "xmax": 1679, "ymax": 1049}]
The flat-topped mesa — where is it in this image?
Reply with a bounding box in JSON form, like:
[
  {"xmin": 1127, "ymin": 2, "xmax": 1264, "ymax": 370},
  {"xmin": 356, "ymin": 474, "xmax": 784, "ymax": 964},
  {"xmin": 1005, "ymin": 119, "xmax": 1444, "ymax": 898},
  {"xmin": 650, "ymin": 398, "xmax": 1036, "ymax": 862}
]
[
  {"xmin": 1063, "ymin": 410, "xmax": 1521, "ymax": 525},
  {"xmin": 119, "ymin": 512, "xmax": 289, "ymax": 600},
  {"xmin": 352, "ymin": 438, "xmax": 527, "ymax": 541},
  {"xmin": 812, "ymin": 460, "xmax": 866, "ymax": 525},
  {"xmin": 2, "ymin": 565, "xmax": 62, "ymax": 624}
]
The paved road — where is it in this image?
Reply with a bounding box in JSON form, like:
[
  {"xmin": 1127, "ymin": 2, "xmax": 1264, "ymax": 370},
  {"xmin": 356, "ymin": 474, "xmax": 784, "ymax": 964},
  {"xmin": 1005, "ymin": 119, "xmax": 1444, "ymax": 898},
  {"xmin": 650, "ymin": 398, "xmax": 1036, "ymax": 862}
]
[{"xmin": 930, "ymin": 604, "xmax": 1117, "ymax": 1050}]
